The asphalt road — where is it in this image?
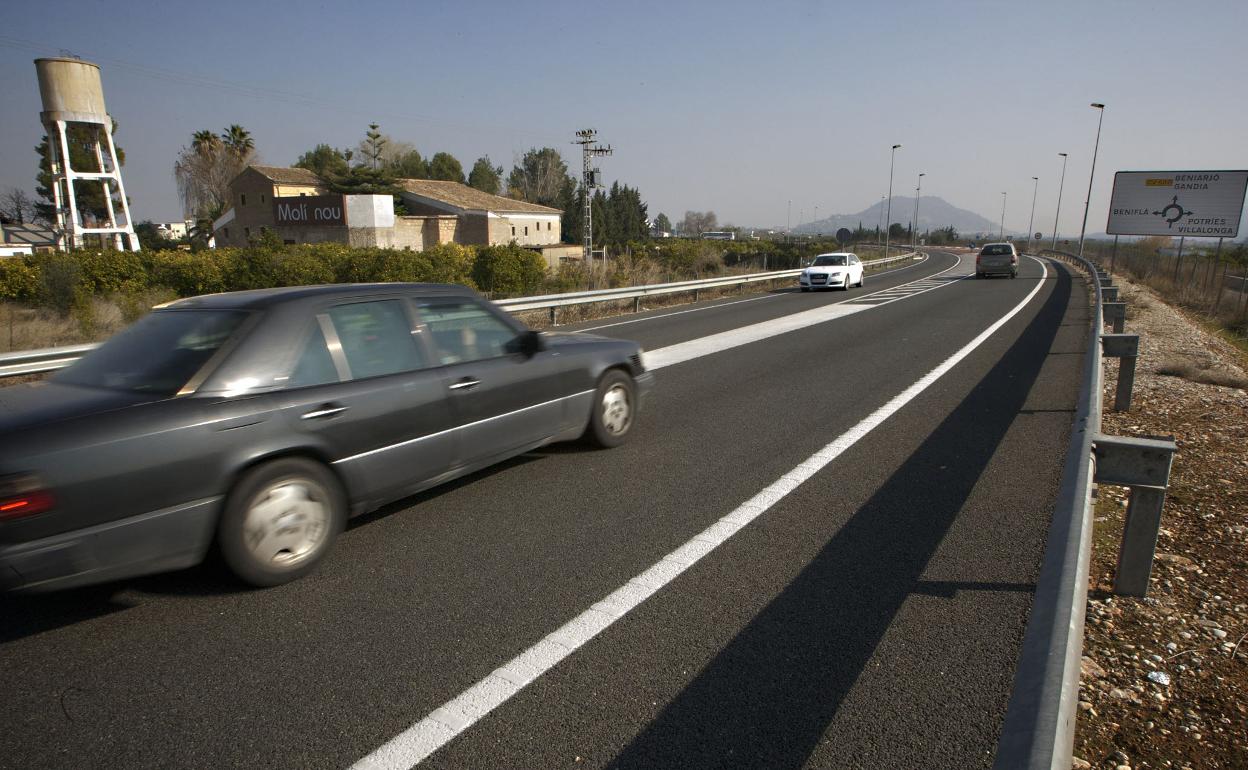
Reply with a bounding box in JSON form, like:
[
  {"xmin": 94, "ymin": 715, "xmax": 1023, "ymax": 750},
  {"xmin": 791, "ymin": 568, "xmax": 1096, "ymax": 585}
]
[{"xmin": 0, "ymin": 250, "xmax": 1090, "ymax": 769}]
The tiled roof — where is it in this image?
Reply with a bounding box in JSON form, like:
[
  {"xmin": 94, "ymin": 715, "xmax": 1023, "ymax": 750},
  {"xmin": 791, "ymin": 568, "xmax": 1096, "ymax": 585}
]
[
  {"xmin": 398, "ymin": 179, "xmax": 561, "ymax": 214},
  {"xmin": 249, "ymin": 165, "xmax": 325, "ymax": 185}
]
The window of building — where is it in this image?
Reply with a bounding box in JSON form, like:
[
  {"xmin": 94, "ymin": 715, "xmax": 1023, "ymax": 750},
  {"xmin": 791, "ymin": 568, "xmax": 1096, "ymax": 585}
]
[
  {"xmin": 223, "ymin": 228, "xmax": 229, "ymax": 238},
  {"xmin": 547, "ymin": 222, "xmax": 552, "ymax": 231},
  {"xmin": 261, "ymin": 194, "xmax": 266, "ymax": 203},
  {"xmin": 284, "ymin": 239, "xmax": 296, "ymax": 245},
  {"xmin": 244, "ymin": 227, "xmax": 250, "ymax": 239},
  {"xmin": 240, "ymin": 193, "xmax": 247, "ymax": 206},
  {"xmin": 524, "ymin": 226, "xmax": 529, "ymax": 236},
  {"xmin": 511, "ymin": 226, "xmax": 516, "ymax": 236}
]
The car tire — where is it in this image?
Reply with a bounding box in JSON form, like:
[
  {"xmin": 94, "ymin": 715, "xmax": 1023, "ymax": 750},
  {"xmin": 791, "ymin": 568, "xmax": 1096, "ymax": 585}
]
[
  {"xmin": 585, "ymin": 369, "xmax": 636, "ymax": 449},
  {"xmin": 218, "ymin": 458, "xmax": 346, "ymax": 587},
  {"xmin": 1011, "ymin": 271, "xmax": 1017, "ymax": 279}
]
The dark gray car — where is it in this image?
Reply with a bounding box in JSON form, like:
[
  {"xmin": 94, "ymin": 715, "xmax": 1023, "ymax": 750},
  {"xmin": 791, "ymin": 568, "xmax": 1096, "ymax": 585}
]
[{"xmin": 0, "ymin": 283, "xmax": 654, "ymax": 592}]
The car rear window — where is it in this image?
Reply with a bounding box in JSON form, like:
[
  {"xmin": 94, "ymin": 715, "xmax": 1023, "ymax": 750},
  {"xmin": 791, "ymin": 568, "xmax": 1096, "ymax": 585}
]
[
  {"xmin": 981, "ymin": 245, "xmax": 1013, "ymax": 256},
  {"xmin": 52, "ymin": 310, "xmax": 248, "ymax": 396}
]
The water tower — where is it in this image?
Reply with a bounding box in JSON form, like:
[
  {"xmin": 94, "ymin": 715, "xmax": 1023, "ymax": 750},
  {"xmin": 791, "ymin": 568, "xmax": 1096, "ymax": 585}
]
[{"xmin": 34, "ymin": 57, "xmax": 140, "ymax": 251}]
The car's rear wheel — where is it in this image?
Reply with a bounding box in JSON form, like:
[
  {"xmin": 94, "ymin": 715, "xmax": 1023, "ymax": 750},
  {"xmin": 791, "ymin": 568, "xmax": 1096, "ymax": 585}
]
[
  {"xmin": 219, "ymin": 458, "xmax": 345, "ymax": 587},
  {"xmin": 586, "ymin": 369, "xmax": 636, "ymax": 448}
]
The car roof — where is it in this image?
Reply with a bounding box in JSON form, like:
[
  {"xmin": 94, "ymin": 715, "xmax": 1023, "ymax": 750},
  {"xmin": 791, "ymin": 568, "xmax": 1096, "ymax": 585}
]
[
  {"xmin": 981, "ymin": 242, "xmax": 1015, "ymax": 248},
  {"xmin": 812, "ymin": 252, "xmax": 853, "ymax": 257},
  {"xmin": 158, "ymin": 282, "xmax": 478, "ymax": 311}
]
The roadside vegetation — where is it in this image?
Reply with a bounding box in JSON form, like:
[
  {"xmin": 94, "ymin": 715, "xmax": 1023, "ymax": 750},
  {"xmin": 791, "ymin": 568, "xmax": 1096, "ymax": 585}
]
[
  {"xmin": 1077, "ymin": 236, "xmax": 1248, "ymax": 355},
  {"xmin": 0, "ymin": 233, "xmax": 923, "ymax": 352}
]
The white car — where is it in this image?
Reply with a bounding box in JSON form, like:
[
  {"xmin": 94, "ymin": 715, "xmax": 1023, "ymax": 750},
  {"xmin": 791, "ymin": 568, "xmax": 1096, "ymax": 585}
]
[{"xmin": 799, "ymin": 252, "xmax": 863, "ymax": 291}]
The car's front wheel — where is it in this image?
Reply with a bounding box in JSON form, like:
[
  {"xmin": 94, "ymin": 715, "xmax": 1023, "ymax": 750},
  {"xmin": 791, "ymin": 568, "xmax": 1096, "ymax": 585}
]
[
  {"xmin": 219, "ymin": 458, "xmax": 345, "ymax": 587},
  {"xmin": 586, "ymin": 369, "xmax": 636, "ymax": 448}
]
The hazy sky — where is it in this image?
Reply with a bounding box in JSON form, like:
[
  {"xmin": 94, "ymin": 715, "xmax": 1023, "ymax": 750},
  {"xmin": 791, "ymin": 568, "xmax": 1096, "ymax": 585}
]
[{"xmin": 2, "ymin": 0, "xmax": 1246, "ymax": 237}]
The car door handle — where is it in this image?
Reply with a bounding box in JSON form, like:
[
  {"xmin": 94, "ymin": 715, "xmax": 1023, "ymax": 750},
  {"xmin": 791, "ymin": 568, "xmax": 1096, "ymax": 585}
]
[
  {"xmin": 301, "ymin": 403, "xmax": 349, "ymax": 420},
  {"xmin": 448, "ymin": 378, "xmax": 480, "ymax": 391}
]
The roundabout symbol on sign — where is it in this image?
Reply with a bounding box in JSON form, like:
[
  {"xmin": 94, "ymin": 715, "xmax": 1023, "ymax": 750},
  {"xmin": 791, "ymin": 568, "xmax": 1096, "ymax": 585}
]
[{"xmin": 1153, "ymin": 195, "xmax": 1193, "ymax": 229}]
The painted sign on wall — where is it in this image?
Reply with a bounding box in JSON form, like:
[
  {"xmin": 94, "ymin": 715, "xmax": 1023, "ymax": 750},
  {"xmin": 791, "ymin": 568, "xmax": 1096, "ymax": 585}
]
[{"xmin": 273, "ymin": 195, "xmax": 347, "ymax": 227}]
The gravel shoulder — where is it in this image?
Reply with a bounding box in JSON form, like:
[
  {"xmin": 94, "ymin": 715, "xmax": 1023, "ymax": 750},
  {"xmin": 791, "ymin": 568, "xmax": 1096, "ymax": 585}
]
[{"xmin": 1074, "ymin": 277, "xmax": 1248, "ymax": 770}]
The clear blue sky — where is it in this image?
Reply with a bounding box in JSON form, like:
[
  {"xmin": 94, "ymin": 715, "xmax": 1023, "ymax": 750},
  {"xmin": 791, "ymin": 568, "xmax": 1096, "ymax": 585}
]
[{"xmin": 2, "ymin": 0, "xmax": 1246, "ymax": 237}]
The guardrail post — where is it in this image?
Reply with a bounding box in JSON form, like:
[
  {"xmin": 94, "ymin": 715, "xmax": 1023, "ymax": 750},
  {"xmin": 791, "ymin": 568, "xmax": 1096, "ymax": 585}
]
[
  {"xmin": 1102, "ymin": 301, "xmax": 1126, "ymax": 334},
  {"xmin": 1100, "ymin": 333, "xmax": 1138, "ymax": 411},
  {"xmin": 549, "ymin": 307, "xmax": 558, "ymax": 326},
  {"xmin": 634, "ymin": 296, "xmax": 641, "ymax": 313},
  {"xmin": 1093, "ymin": 434, "xmax": 1178, "ymax": 597},
  {"xmin": 1098, "ymin": 275, "xmax": 1113, "ymax": 288},
  {"xmin": 1102, "ymin": 286, "xmax": 1119, "ymax": 302}
]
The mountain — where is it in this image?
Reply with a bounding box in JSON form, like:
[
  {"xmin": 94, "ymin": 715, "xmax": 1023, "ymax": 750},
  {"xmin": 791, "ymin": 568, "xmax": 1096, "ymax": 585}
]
[{"xmin": 792, "ymin": 196, "xmax": 1000, "ymax": 237}]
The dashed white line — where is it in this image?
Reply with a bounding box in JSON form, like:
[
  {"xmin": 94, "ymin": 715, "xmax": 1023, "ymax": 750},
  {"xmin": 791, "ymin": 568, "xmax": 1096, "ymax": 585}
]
[{"xmin": 349, "ymin": 257, "xmax": 1048, "ymax": 770}]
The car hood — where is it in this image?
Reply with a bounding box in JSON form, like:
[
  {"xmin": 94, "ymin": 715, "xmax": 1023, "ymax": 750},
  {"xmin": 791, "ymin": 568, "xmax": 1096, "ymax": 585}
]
[
  {"xmin": 0, "ymin": 381, "xmax": 158, "ymax": 434},
  {"xmin": 804, "ymin": 267, "xmax": 845, "ymax": 274}
]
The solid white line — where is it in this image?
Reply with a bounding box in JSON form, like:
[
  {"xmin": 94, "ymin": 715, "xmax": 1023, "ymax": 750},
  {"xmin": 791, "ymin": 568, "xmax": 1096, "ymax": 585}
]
[
  {"xmin": 349, "ymin": 257, "xmax": 1049, "ymax": 770},
  {"xmin": 574, "ymin": 253, "xmax": 934, "ymax": 332},
  {"xmin": 642, "ymin": 256, "xmax": 965, "ymax": 371}
]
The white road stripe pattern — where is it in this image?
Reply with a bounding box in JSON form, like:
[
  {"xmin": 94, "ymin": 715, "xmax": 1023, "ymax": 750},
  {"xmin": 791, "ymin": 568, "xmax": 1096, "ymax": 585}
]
[
  {"xmin": 643, "ymin": 256, "xmax": 967, "ymax": 370},
  {"xmin": 350, "ymin": 256, "xmax": 1045, "ymax": 770}
]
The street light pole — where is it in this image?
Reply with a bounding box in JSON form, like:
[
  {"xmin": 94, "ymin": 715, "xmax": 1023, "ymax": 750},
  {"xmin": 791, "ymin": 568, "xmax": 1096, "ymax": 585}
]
[
  {"xmin": 999, "ymin": 192, "xmax": 1007, "ymax": 240},
  {"xmin": 912, "ymin": 172, "xmax": 925, "ymax": 250},
  {"xmin": 1026, "ymin": 176, "xmax": 1039, "ymax": 254},
  {"xmin": 1078, "ymin": 103, "xmax": 1106, "ymax": 258},
  {"xmin": 1052, "ymin": 152, "xmax": 1068, "ymax": 250},
  {"xmin": 787, "ymin": 199, "xmax": 792, "ymax": 234},
  {"xmin": 877, "ymin": 196, "xmax": 885, "ymax": 245},
  {"xmin": 884, "ymin": 144, "xmax": 901, "ymax": 257}
]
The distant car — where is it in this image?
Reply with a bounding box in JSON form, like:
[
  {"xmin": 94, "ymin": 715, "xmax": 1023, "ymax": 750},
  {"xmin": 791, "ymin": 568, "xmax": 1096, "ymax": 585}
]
[
  {"xmin": 975, "ymin": 242, "xmax": 1019, "ymax": 279},
  {"xmin": 799, "ymin": 253, "xmax": 863, "ymax": 291},
  {"xmin": 0, "ymin": 283, "xmax": 654, "ymax": 592}
]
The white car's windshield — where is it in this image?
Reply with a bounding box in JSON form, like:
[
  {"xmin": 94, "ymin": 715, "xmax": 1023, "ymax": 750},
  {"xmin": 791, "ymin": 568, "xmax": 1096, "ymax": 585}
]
[{"xmin": 812, "ymin": 255, "xmax": 847, "ymax": 266}]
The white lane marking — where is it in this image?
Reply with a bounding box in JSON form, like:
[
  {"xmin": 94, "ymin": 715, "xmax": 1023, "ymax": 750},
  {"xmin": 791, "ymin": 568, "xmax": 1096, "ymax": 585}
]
[
  {"xmin": 350, "ymin": 257, "xmax": 1049, "ymax": 770},
  {"xmin": 642, "ymin": 256, "xmax": 966, "ymax": 371},
  {"xmin": 574, "ymin": 254, "xmax": 933, "ymax": 332}
]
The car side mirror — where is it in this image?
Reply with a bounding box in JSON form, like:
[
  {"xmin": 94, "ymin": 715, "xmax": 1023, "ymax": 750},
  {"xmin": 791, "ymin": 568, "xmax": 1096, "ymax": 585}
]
[{"xmin": 516, "ymin": 330, "xmax": 547, "ymax": 357}]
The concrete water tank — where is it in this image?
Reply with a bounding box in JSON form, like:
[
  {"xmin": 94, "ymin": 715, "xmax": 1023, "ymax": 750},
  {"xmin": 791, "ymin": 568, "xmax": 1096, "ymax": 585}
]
[{"xmin": 34, "ymin": 57, "xmax": 110, "ymax": 125}]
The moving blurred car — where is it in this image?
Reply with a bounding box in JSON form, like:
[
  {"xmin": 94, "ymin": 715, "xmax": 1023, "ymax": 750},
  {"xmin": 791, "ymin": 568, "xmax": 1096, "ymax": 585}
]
[
  {"xmin": 975, "ymin": 243, "xmax": 1019, "ymax": 279},
  {"xmin": 799, "ymin": 253, "xmax": 864, "ymax": 291},
  {"xmin": 0, "ymin": 284, "xmax": 653, "ymax": 592}
]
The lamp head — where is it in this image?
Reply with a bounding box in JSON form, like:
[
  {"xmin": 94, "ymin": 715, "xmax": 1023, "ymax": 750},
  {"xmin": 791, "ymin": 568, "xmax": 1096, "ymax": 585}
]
[
  {"xmin": 1091, "ymin": 102, "xmax": 1105, "ymax": 109},
  {"xmin": 892, "ymin": 144, "xmax": 902, "ymax": 149},
  {"xmin": 1059, "ymin": 152, "xmax": 1068, "ymax": 157}
]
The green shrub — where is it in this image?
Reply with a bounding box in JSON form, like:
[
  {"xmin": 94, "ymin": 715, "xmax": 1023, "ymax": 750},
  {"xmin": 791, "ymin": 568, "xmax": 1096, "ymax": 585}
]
[
  {"xmin": 78, "ymin": 249, "xmax": 148, "ymax": 293},
  {"xmin": 472, "ymin": 244, "xmax": 546, "ymax": 296},
  {"xmin": 38, "ymin": 255, "xmax": 84, "ymax": 315},
  {"xmin": 148, "ymin": 250, "xmax": 227, "ymax": 296},
  {"xmin": 0, "ymin": 257, "xmax": 40, "ymax": 302}
]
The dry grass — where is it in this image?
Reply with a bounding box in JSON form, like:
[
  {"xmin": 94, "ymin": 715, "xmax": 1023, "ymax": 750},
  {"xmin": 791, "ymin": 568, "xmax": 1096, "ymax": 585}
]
[
  {"xmin": 1155, "ymin": 355, "xmax": 1248, "ymax": 389},
  {"xmin": 1, "ymin": 288, "xmax": 175, "ymax": 352}
]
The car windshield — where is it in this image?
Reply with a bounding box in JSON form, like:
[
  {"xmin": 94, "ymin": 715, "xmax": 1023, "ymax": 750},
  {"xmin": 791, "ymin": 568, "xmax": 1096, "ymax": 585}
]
[
  {"xmin": 981, "ymin": 245, "xmax": 1012, "ymax": 256},
  {"xmin": 812, "ymin": 255, "xmax": 847, "ymax": 266},
  {"xmin": 52, "ymin": 309, "xmax": 248, "ymax": 396}
]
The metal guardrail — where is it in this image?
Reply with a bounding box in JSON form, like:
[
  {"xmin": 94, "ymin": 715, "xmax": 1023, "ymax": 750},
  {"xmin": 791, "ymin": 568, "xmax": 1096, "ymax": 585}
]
[
  {"xmin": 992, "ymin": 249, "xmax": 1104, "ymax": 769},
  {"xmin": 0, "ymin": 251, "xmax": 923, "ymax": 378},
  {"xmin": 994, "ymin": 250, "xmax": 1178, "ymax": 769}
]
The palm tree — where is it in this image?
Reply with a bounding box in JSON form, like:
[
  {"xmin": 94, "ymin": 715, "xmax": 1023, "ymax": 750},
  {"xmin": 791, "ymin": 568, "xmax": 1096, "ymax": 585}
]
[
  {"xmin": 222, "ymin": 125, "xmax": 254, "ymax": 156},
  {"xmin": 192, "ymin": 129, "xmax": 221, "ymax": 156}
]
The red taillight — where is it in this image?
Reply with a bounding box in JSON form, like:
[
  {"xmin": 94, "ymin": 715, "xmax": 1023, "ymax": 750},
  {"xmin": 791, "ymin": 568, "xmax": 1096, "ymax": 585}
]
[
  {"xmin": 0, "ymin": 476, "xmax": 54, "ymax": 520},
  {"xmin": 1011, "ymin": 255, "xmax": 1019, "ymax": 264}
]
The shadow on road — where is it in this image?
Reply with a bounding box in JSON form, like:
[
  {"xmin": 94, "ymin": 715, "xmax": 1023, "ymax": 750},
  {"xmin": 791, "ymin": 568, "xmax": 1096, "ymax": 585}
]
[{"xmin": 606, "ymin": 262, "xmax": 1074, "ymax": 770}]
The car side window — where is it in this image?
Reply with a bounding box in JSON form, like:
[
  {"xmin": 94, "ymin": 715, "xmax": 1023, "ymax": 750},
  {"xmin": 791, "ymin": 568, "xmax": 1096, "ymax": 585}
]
[
  {"xmin": 287, "ymin": 323, "xmax": 340, "ymax": 388},
  {"xmin": 417, "ymin": 299, "xmax": 519, "ymax": 365},
  {"xmin": 326, "ymin": 300, "xmax": 425, "ymax": 379}
]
